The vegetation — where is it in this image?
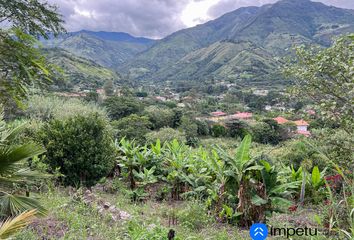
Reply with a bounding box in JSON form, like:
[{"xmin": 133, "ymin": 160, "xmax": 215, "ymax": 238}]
[{"xmin": 0, "ymin": 0, "xmax": 353, "ymax": 239}]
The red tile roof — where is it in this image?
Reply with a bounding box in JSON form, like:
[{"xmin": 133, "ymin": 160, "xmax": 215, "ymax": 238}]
[
  {"xmin": 294, "ymin": 120, "xmax": 309, "ymax": 126},
  {"xmin": 273, "ymin": 117, "xmax": 289, "ymax": 124}
]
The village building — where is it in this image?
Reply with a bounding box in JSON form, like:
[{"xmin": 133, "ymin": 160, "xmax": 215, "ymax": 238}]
[{"xmin": 273, "ymin": 116, "xmax": 311, "ymax": 137}]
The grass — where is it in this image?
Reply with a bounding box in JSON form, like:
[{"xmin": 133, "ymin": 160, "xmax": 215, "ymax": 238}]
[{"xmin": 13, "ymin": 187, "xmax": 333, "ymax": 240}]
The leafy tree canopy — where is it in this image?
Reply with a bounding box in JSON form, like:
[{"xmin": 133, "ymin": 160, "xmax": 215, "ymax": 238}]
[
  {"xmin": 285, "ymin": 34, "xmax": 354, "ymax": 133},
  {"xmin": 0, "ymin": 0, "xmax": 65, "ymax": 105}
]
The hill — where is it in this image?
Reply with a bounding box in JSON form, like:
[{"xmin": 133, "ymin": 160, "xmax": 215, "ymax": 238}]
[
  {"xmin": 42, "ymin": 31, "xmax": 155, "ymax": 68},
  {"xmin": 44, "ymin": 48, "xmax": 120, "ymax": 90},
  {"xmin": 152, "ymin": 40, "xmax": 282, "ymax": 86}
]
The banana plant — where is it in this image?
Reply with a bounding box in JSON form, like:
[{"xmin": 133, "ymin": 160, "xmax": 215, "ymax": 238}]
[
  {"xmin": 164, "ymin": 139, "xmax": 192, "ymax": 200},
  {"xmin": 204, "ymin": 149, "xmax": 229, "ymax": 216},
  {"xmin": 115, "ymin": 138, "xmax": 142, "ymax": 189}
]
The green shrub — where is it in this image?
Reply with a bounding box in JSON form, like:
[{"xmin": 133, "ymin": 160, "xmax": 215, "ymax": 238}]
[
  {"xmin": 211, "ymin": 124, "xmax": 227, "ymax": 137},
  {"xmin": 39, "ymin": 113, "xmax": 116, "ymax": 187}
]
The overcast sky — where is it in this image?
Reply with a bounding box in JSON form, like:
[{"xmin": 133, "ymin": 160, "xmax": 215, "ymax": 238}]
[{"xmin": 47, "ymin": 0, "xmax": 354, "ymax": 39}]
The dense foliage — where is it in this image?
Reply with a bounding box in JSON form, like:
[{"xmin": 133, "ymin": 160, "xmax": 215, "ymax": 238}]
[{"xmin": 39, "ymin": 113, "xmax": 115, "ymax": 186}]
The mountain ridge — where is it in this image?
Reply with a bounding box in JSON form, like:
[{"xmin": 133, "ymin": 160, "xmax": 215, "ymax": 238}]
[{"xmin": 119, "ymin": 0, "xmax": 354, "ymax": 84}]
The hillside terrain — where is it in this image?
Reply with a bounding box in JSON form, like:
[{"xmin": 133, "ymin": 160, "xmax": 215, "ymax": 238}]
[
  {"xmin": 42, "ymin": 31, "xmax": 155, "ymax": 68},
  {"xmin": 44, "ymin": 48, "xmax": 120, "ymax": 90}
]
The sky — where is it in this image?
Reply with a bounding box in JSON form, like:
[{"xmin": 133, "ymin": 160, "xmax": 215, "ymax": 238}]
[{"xmin": 47, "ymin": 0, "xmax": 354, "ymax": 39}]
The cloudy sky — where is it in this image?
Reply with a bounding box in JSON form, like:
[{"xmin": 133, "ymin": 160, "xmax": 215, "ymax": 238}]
[{"xmin": 47, "ymin": 0, "xmax": 354, "ymax": 39}]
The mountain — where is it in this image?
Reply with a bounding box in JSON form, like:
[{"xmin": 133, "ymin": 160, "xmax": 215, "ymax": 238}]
[
  {"xmin": 44, "ymin": 48, "xmax": 120, "ymax": 90},
  {"xmin": 152, "ymin": 40, "xmax": 282, "ymax": 85},
  {"xmin": 42, "ymin": 31, "xmax": 155, "ymax": 68},
  {"xmin": 121, "ymin": 0, "xmax": 354, "ymax": 84}
]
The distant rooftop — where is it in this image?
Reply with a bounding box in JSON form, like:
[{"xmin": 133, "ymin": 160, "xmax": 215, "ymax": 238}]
[{"xmin": 273, "ymin": 116, "xmax": 289, "ymax": 124}]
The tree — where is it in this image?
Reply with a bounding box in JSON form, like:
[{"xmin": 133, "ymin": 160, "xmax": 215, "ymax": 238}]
[
  {"xmin": 0, "ymin": 0, "xmax": 65, "ymax": 105},
  {"xmin": 179, "ymin": 116, "xmax": 198, "ymax": 145},
  {"xmin": 103, "ymin": 96, "xmax": 142, "ymax": 120},
  {"xmin": 0, "ymin": 0, "xmax": 64, "ymax": 38},
  {"xmin": 39, "ymin": 113, "xmax": 116, "ymax": 187},
  {"xmin": 143, "ymin": 106, "xmax": 174, "ymax": 130},
  {"xmin": 216, "ymin": 135, "xmax": 298, "ymax": 226},
  {"xmin": 225, "ymin": 120, "xmax": 250, "ymax": 139},
  {"xmin": 285, "ymin": 34, "xmax": 354, "ymax": 133},
  {"xmin": 103, "ymin": 79, "xmax": 114, "ymax": 96},
  {"xmin": 112, "ymin": 114, "xmax": 152, "ymax": 143}
]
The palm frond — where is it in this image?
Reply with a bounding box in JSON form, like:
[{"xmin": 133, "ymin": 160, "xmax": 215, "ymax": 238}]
[
  {"xmin": 0, "ymin": 209, "xmax": 37, "ymax": 239},
  {"xmin": 0, "ymin": 143, "xmax": 45, "ymax": 175},
  {"xmin": 0, "ymin": 193, "xmax": 46, "ymax": 217}
]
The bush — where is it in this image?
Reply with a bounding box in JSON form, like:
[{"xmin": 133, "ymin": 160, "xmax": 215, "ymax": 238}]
[
  {"xmin": 39, "ymin": 113, "xmax": 116, "ymax": 187},
  {"xmin": 145, "ymin": 127, "xmax": 186, "ymax": 144}
]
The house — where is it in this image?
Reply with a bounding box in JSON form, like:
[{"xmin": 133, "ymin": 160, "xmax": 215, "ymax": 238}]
[
  {"xmin": 273, "ymin": 117, "xmax": 311, "ymax": 137},
  {"xmin": 230, "ymin": 112, "xmax": 253, "ymax": 120},
  {"xmin": 273, "ymin": 117, "xmax": 289, "ymax": 124},
  {"xmin": 294, "ymin": 120, "xmax": 309, "ymax": 132}
]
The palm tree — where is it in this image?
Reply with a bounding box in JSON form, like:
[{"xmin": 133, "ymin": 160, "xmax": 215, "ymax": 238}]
[{"xmin": 0, "ymin": 108, "xmax": 46, "ymax": 218}]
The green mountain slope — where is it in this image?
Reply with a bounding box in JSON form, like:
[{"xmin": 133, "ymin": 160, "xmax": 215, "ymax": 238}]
[
  {"xmin": 44, "ymin": 48, "xmax": 120, "ymax": 90},
  {"xmin": 121, "ymin": 0, "xmax": 354, "ymax": 83},
  {"xmin": 153, "ymin": 40, "xmax": 282, "ymax": 85},
  {"xmin": 43, "ymin": 32, "xmax": 154, "ymax": 68}
]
